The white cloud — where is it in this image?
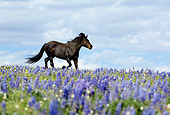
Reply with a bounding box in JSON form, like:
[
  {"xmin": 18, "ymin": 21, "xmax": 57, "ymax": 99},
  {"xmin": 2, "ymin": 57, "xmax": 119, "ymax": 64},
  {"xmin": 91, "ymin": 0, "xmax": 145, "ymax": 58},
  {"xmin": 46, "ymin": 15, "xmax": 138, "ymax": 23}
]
[
  {"xmin": 42, "ymin": 28, "xmax": 74, "ymax": 42},
  {"xmin": 0, "ymin": 0, "xmax": 170, "ymax": 71},
  {"xmin": 82, "ymin": 50, "xmax": 148, "ymax": 68},
  {"xmin": 154, "ymin": 66, "xmax": 170, "ymax": 72},
  {"xmin": 0, "ymin": 50, "xmax": 29, "ymax": 65}
]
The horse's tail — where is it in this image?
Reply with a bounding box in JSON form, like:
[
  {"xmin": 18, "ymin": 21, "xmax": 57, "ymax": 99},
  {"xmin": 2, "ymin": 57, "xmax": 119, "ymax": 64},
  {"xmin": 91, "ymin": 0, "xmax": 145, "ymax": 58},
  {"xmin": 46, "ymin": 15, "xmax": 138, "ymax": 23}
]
[{"xmin": 26, "ymin": 43, "xmax": 46, "ymax": 64}]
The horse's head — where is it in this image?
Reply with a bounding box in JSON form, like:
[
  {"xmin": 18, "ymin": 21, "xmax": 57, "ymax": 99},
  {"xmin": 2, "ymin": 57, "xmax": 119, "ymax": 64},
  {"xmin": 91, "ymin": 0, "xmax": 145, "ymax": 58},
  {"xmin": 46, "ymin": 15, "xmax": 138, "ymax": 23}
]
[{"xmin": 80, "ymin": 33, "xmax": 93, "ymax": 50}]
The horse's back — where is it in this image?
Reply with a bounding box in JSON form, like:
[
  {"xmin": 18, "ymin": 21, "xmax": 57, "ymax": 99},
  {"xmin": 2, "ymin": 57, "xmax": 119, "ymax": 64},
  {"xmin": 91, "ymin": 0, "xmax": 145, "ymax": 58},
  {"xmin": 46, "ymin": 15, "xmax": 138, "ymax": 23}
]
[{"xmin": 45, "ymin": 41, "xmax": 67, "ymax": 59}]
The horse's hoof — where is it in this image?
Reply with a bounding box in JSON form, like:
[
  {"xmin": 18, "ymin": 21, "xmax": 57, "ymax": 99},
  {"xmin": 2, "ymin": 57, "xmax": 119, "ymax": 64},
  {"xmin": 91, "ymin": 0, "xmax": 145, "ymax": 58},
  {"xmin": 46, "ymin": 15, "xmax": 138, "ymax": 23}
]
[{"xmin": 62, "ymin": 66, "xmax": 66, "ymax": 69}]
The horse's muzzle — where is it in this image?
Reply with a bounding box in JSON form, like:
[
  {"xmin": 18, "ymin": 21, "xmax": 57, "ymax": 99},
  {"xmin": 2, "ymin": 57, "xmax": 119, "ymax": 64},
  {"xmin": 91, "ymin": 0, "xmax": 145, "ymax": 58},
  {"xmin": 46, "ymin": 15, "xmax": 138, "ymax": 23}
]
[{"xmin": 88, "ymin": 44, "xmax": 93, "ymax": 50}]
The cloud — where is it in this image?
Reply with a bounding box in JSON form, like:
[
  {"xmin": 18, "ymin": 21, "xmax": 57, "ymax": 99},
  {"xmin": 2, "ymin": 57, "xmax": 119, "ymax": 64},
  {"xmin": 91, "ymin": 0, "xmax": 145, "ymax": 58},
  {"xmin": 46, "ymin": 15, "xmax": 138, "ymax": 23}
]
[
  {"xmin": 82, "ymin": 50, "xmax": 148, "ymax": 68},
  {"xmin": 42, "ymin": 28, "xmax": 74, "ymax": 42},
  {"xmin": 0, "ymin": 0, "xmax": 170, "ymax": 71},
  {"xmin": 0, "ymin": 50, "xmax": 29, "ymax": 65}
]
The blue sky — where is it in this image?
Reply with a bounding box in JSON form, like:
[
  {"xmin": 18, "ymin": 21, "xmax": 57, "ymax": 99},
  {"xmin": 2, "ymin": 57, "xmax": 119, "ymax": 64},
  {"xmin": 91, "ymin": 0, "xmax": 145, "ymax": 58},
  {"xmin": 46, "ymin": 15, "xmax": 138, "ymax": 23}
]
[{"xmin": 0, "ymin": 0, "xmax": 170, "ymax": 71}]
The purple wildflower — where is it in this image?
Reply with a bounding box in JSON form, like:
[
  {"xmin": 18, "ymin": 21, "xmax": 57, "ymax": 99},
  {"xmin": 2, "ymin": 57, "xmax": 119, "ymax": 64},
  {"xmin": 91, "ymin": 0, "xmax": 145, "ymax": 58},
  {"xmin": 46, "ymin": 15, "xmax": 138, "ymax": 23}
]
[
  {"xmin": 28, "ymin": 96, "xmax": 36, "ymax": 107},
  {"xmin": 49, "ymin": 99, "xmax": 59, "ymax": 115},
  {"xmin": 1, "ymin": 101, "xmax": 6, "ymax": 109},
  {"xmin": 142, "ymin": 106, "xmax": 155, "ymax": 115},
  {"xmin": 61, "ymin": 99, "xmax": 66, "ymax": 109},
  {"xmin": 1, "ymin": 80, "xmax": 7, "ymax": 93},
  {"xmin": 152, "ymin": 92, "xmax": 161, "ymax": 105},
  {"xmin": 115, "ymin": 101, "xmax": 122, "ymax": 115},
  {"xmin": 34, "ymin": 102, "xmax": 40, "ymax": 110}
]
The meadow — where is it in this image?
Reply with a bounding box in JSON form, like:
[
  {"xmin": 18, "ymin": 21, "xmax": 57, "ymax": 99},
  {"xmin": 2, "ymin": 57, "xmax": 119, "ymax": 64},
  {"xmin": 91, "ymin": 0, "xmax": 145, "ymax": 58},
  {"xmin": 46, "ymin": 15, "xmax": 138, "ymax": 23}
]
[{"xmin": 0, "ymin": 65, "xmax": 170, "ymax": 115}]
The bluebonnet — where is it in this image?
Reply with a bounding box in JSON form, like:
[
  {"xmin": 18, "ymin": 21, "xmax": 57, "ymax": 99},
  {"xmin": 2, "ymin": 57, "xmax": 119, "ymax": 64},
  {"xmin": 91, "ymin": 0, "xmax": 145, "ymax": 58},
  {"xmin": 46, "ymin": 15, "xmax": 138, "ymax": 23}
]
[
  {"xmin": 33, "ymin": 77, "xmax": 39, "ymax": 89},
  {"xmin": 121, "ymin": 106, "xmax": 136, "ymax": 115},
  {"xmin": 28, "ymin": 96, "xmax": 36, "ymax": 107},
  {"xmin": 32, "ymin": 96, "xmax": 36, "ymax": 104},
  {"xmin": 15, "ymin": 76, "xmax": 20, "ymax": 89},
  {"xmin": 27, "ymin": 83, "xmax": 32, "ymax": 93},
  {"xmin": 142, "ymin": 106, "xmax": 155, "ymax": 115},
  {"xmin": 161, "ymin": 72, "xmax": 166, "ymax": 79},
  {"xmin": 56, "ymin": 71, "xmax": 61, "ymax": 77},
  {"xmin": 55, "ymin": 76, "xmax": 62, "ymax": 88},
  {"xmin": 47, "ymin": 78, "xmax": 53, "ymax": 88},
  {"xmin": 163, "ymin": 111, "xmax": 169, "ymax": 115},
  {"xmin": 45, "ymin": 69, "xmax": 51, "ymax": 76},
  {"xmin": 95, "ymin": 99, "xmax": 104, "ymax": 114},
  {"xmin": 104, "ymin": 92, "xmax": 110, "ymax": 104},
  {"xmin": 114, "ymin": 84, "xmax": 119, "ymax": 100},
  {"xmin": 34, "ymin": 102, "xmax": 40, "ymax": 110},
  {"xmin": 129, "ymin": 106, "xmax": 136, "ymax": 115},
  {"xmin": 133, "ymin": 86, "xmax": 139, "ymax": 100},
  {"xmin": 83, "ymin": 99, "xmax": 90, "ymax": 115},
  {"xmin": 61, "ymin": 99, "xmax": 66, "ymax": 109},
  {"xmin": 139, "ymin": 87, "xmax": 147, "ymax": 102},
  {"xmin": 167, "ymin": 72, "xmax": 170, "ymax": 77},
  {"xmin": 115, "ymin": 101, "xmax": 122, "ymax": 115},
  {"xmin": 1, "ymin": 101, "xmax": 6, "ymax": 109},
  {"xmin": 49, "ymin": 99, "xmax": 59, "ymax": 115},
  {"xmin": 69, "ymin": 111, "xmax": 76, "ymax": 115},
  {"xmin": 63, "ymin": 86, "xmax": 69, "ymax": 100},
  {"xmin": 28, "ymin": 99, "xmax": 34, "ymax": 107},
  {"xmin": 152, "ymin": 92, "xmax": 161, "ymax": 105},
  {"xmin": 39, "ymin": 109, "xmax": 47, "ymax": 115},
  {"xmin": 1, "ymin": 79, "xmax": 8, "ymax": 93}
]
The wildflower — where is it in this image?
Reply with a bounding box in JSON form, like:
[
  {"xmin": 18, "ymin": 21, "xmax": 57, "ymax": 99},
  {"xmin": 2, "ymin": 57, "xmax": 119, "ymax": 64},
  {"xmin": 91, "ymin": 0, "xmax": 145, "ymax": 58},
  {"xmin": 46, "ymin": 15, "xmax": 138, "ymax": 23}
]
[
  {"xmin": 96, "ymin": 99, "xmax": 104, "ymax": 114},
  {"xmin": 1, "ymin": 80, "xmax": 7, "ymax": 93},
  {"xmin": 34, "ymin": 102, "xmax": 40, "ymax": 110},
  {"xmin": 39, "ymin": 109, "xmax": 47, "ymax": 115},
  {"xmin": 45, "ymin": 69, "xmax": 51, "ymax": 76},
  {"xmin": 10, "ymin": 78, "xmax": 15, "ymax": 88},
  {"xmin": 56, "ymin": 71, "xmax": 61, "ymax": 77},
  {"xmin": 133, "ymin": 87, "xmax": 139, "ymax": 100},
  {"xmin": 71, "ymin": 94, "xmax": 75, "ymax": 99},
  {"xmin": 167, "ymin": 104, "xmax": 170, "ymax": 109},
  {"xmin": 55, "ymin": 94, "xmax": 58, "ymax": 98},
  {"xmin": 63, "ymin": 87, "xmax": 69, "ymax": 100},
  {"xmin": 49, "ymin": 99, "xmax": 59, "ymax": 115},
  {"xmin": 28, "ymin": 99, "xmax": 33, "ymax": 107},
  {"xmin": 3, "ymin": 93, "xmax": 7, "ymax": 100},
  {"xmin": 152, "ymin": 92, "xmax": 161, "ymax": 105},
  {"xmin": 21, "ymin": 99, "xmax": 24, "ymax": 102},
  {"xmin": 140, "ymin": 106, "xmax": 144, "ymax": 110},
  {"xmin": 87, "ymin": 89, "xmax": 90, "ymax": 94},
  {"xmin": 32, "ymin": 96, "xmax": 36, "ymax": 104},
  {"xmin": 25, "ymin": 107, "xmax": 28, "ymax": 111},
  {"xmin": 28, "ymin": 96, "xmax": 36, "ymax": 107},
  {"xmin": 27, "ymin": 83, "xmax": 32, "ymax": 93},
  {"xmin": 83, "ymin": 100, "xmax": 90, "ymax": 115},
  {"xmin": 115, "ymin": 101, "xmax": 122, "ymax": 115},
  {"xmin": 142, "ymin": 106, "xmax": 155, "ymax": 115},
  {"xmin": 1, "ymin": 101, "xmax": 6, "ymax": 109},
  {"xmin": 163, "ymin": 111, "xmax": 169, "ymax": 115},
  {"xmin": 15, "ymin": 104, "xmax": 19, "ymax": 109},
  {"xmin": 60, "ymin": 99, "xmax": 66, "ymax": 109}
]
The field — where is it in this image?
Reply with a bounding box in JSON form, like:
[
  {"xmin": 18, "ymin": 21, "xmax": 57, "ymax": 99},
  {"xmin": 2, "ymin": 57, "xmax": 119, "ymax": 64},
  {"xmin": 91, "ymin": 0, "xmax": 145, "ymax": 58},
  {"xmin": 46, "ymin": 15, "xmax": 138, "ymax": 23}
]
[{"xmin": 0, "ymin": 65, "xmax": 170, "ymax": 115}]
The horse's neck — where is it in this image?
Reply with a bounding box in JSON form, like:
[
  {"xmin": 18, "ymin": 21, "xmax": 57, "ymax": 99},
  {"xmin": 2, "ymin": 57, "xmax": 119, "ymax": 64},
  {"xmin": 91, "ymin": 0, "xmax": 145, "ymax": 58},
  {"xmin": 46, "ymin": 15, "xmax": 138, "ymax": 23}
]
[{"xmin": 67, "ymin": 42, "xmax": 82, "ymax": 54}]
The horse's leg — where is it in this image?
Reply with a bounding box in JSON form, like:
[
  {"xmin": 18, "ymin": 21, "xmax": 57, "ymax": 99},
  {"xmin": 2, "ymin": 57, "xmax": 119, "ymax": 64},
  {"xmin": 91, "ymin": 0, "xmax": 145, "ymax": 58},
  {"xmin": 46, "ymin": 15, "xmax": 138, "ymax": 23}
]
[
  {"xmin": 44, "ymin": 57, "xmax": 50, "ymax": 69},
  {"xmin": 73, "ymin": 58, "xmax": 78, "ymax": 70},
  {"xmin": 66, "ymin": 57, "xmax": 72, "ymax": 68},
  {"xmin": 50, "ymin": 57, "xmax": 54, "ymax": 68}
]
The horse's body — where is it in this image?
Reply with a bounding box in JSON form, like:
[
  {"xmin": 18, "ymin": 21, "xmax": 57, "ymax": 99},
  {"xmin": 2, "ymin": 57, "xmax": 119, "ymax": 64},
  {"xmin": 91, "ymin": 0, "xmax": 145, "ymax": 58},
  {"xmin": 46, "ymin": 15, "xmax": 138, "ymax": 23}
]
[{"xmin": 26, "ymin": 33, "xmax": 93, "ymax": 69}]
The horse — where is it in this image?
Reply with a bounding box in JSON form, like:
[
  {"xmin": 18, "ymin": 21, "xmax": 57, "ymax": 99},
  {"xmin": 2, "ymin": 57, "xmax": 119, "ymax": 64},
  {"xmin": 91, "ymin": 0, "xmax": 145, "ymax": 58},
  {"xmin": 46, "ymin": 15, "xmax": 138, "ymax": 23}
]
[{"xmin": 26, "ymin": 33, "xmax": 93, "ymax": 69}]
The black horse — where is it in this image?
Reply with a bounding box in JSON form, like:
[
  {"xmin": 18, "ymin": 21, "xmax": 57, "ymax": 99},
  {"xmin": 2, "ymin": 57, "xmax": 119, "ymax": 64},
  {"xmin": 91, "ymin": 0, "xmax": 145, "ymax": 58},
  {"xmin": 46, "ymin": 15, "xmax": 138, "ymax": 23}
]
[{"xmin": 26, "ymin": 33, "xmax": 93, "ymax": 69}]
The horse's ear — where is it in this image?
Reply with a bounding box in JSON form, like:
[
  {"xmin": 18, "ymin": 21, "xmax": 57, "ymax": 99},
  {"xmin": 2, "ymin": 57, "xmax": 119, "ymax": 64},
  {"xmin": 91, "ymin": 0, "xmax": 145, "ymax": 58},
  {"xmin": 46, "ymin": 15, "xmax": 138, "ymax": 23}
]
[{"xmin": 86, "ymin": 35, "xmax": 88, "ymax": 38}]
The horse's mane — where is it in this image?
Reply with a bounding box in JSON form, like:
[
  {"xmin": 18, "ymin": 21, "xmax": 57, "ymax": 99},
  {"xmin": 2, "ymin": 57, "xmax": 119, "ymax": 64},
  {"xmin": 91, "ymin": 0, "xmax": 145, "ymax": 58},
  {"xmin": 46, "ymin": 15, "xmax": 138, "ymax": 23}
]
[{"xmin": 67, "ymin": 33, "xmax": 85, "ymax": 43}]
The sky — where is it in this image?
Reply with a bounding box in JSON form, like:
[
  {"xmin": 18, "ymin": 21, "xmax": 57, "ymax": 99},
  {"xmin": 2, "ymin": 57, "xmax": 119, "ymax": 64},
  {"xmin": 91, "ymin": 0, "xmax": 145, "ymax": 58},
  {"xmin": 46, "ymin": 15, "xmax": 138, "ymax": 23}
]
[{"xmin": 0, "ymin": 0, "xmax": 170, "ymax": 71}]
